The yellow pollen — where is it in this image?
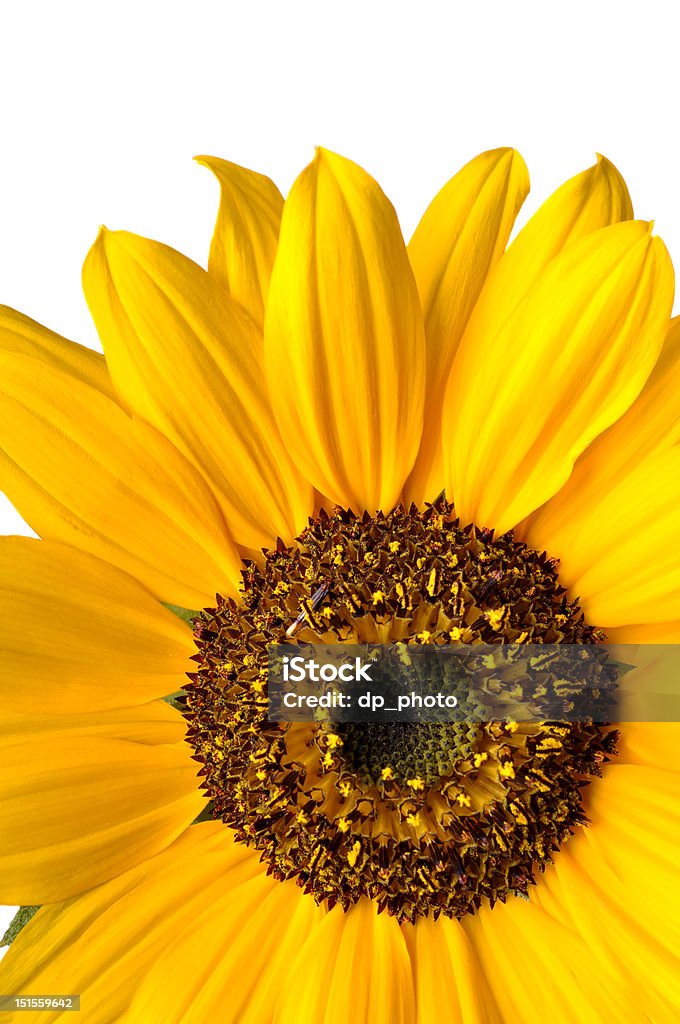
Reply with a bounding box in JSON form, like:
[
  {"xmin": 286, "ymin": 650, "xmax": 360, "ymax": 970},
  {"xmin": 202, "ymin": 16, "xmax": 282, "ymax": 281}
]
[
  {"xmin": 347, "ymin": 841, "xmax": 361, "ymax": 868},
  {"xmin": 325, "ymin": 732, "xmax": 343, "ymax": 749},
  {"xmin": 426, "ymin": 568, "xmax": 437, "ymax": 596},
  {"xmin": 407, "ymin": 777, "xmax": 425, "ymax": 791},
  {"xmin": 389, "ymin": 541, "xmax": 400, "ymax": 552},
  {"xmin": 380, "ymin": 766, "xmax": 394, "ymax": 781},
  {"xmin": 456, "ymin": 793, "xmax": 471, "ymax": 807},
  {"xmin": 338, "ymin": 780, "xmax": 352, "ymax": 798},
  {"xmin": 473, "ymin": 752, "xmax": 488, "ymax": 768},
  {"xmin": 537, "ymin": 737, "xmax": 563, "ymax": 751},
  {"xmin": 396, "ymin": 645, "xmax": 413, "ymax": 667},
  {"xmin": 337, "ymin": 817, "xmax": 350, "ymax": 833},
  {"xmin": 449, "ymin": 627, "xmax": 464, "ymax": 641},
  {"xmin": 505, "ymin": 720, "xmax": 519, "ymax": 733},
  {"xmin": 499, "ymin": 762, "xmax": 516, "ymax": 779},
  {"xmin": 485, "ymin": 607, "xmax": 505, "ymax": 630},
  {"xmin": 372, "ymin": 590, "xmax": 386, "ymax": 604},
  {"xmin": 510, "ymin": 802, "xmax": 528, "ymax": 824}
]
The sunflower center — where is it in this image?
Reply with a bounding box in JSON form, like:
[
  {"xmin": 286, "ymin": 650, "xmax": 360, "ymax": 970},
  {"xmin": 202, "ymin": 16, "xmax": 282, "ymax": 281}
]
[
  {"xmin": 182, "ymin": 500, "xmax": 618, "ymax": 923},
  {"xmin": 335, "ymin": 722, "xmax": 479, "ymax": 788}
]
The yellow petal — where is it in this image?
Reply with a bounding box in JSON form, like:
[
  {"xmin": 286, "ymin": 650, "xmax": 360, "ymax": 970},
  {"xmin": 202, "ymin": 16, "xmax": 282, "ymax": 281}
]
[
  {"xmin": 405, "ymin": 148, "xmax": 529, "ymax": 505},
  {"xmin": 0, "ymin": 824, "xmax": 266, "ymax": 1023},
  {"xmin": 83, "ymin": 229, "xmax": 312, "ymax": 548},
  {"xmin": 0, "ymin": 725, "xmax": 205, "ymax": 903},
  {"xmin": 606, "ymin": 620, "xmax": 680, "ymax": 643},
  {"xmin": 3, "ymin": 699, "xmax": 189, "ymax": 746},
  {"xmin": 615, "ymin": 721, "xmax": 680, "ymax": 772},
  {"xmin": 0, "ymin": 305, "xmax": 114, "ymax": 398},
  {"xmin": 0, "ymin": 537, "xmax": 193, "ymax": 714},
  {"xmin": 0, "ymin": 352, "xmax": 240, "ymax": 608},
  {"xmin": 523, "ymin": 316, "xmax": 680, "ymax": 542},
  {"xmin": 533, "ymin": 765, "xmax": 680, "ymax": 1018},
  {"xmin": 197, "ymin": 155, "xmax": 284, "ymax": 327},
  {"xmin": 264, "ymin": 148, "xmax": 426, "ymax": 513},
  {"xmin": 527, "ymin": 446, "xmax": 680, "ymax": 626},
  {"xmin": 274, "ymin": 899, "xmax": 416, "ymax": 1024},
  {"xmin": 129, "ymin": 874, "xmax": 324, "ymax": 1023},
  {"xmin": 444, "ymin": 221, "xmax": 674, "ymax": 532},
  {"xmin": 483, "ymin": 153, "xmax": 633, "ymax": 305},
  {"xmin": 406, "ymin": 915, "xmax": 500, "ymax": 1023},
  {"xmin": 612, "ymin": 645, "xmax": 680, "ymax": 721},
  {"xmin": 463, "ymin": 890, "xmax": 641, "ymax": 1023}
]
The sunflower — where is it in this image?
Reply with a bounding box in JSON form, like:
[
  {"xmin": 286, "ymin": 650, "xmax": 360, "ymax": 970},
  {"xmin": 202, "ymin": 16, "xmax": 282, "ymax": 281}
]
[{"xmin": 0, "ymin": 146, "xmax": 678, "ymax": 1024}]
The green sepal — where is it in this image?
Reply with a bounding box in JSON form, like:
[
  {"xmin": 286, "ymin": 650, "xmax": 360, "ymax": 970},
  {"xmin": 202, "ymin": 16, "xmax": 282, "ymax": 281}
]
[
  {"xmin": 163, "ymin": 603, "xmax": 200, "ymax": 628},
  {"xmin": 163, "ymin": 689, "xmax": 187, "ymax": 710},
  {"xmin": 1, "ymin": 905, "xmax": 40, "ymax": 947},
  {"xmin": 193, "ymin": 801, "xmax": 215, "ymax": 824},
  {"xmin": 162, "ymin": 604, "xmax": 200, "ymax": 708}
]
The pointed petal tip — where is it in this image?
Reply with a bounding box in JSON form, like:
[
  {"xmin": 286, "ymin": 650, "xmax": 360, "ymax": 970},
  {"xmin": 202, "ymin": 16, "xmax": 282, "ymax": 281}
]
[
  {"xmin": 590, "ymin": 154, "xmax": 633, "ymax": 217},
  {"xmin": 194, "ymin": 153, "xmax": 232, "ymax": 173},
  {"xmin": 84, "ymin": 227, "xmax": 110, "ymax": 271},
  {"xmin": 93, "ymin": 225, "xmax": 124, "ymax": 255},
  {"xmin": 88, "ymin": 226, "xmax": 117, "ymax": 265},
  {"xmin": 492, "ymin": 145, "xmax": 523, "ymax": 160},
  {"xmin": 482, "ymin": 147, "xmax": 529, "ymax": 181},
  {"xmin": 594, "ymin": 151, "xmax": 619, "ymax": 169},
  {"xmin": 194, "ymin": 154, "xmax": 233, "ymax": 181},
  {"xmin": 313, "ymin": 145, "xmax": 350, "ymax": 169},
  {"xmin": 592, "ymin": 152, "xmax": 625, "ymax": 180},
  {"xmin": 92, "ymin": 227, "xmax": 141, "ymax": 259},
  {"xmin": 507, "ymin": 147, "xmax": 530, "ymax": 188}
]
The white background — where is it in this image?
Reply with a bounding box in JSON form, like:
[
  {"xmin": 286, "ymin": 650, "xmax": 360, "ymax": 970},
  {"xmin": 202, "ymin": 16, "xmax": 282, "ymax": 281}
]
[{"xmin": 1, "ymin": 0, "xmax": 678, "ymax": 951}]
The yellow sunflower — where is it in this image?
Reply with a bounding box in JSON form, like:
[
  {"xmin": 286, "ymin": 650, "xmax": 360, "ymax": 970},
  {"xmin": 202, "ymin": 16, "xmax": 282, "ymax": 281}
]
[{"xmin": 0, "ymin": 146, "xmax": 679, "ymax": 1023}]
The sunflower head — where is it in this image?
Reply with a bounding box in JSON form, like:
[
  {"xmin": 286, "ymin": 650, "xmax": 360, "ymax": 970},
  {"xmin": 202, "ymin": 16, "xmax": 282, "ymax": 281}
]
[{"xmin": 183, "ymin": 500, "xmax": 618, "ymax": 922}]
